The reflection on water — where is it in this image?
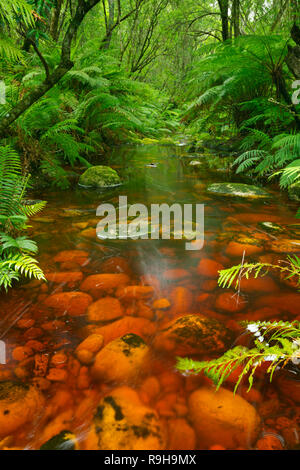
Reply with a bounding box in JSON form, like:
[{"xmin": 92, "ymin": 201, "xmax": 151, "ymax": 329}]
[{"xmin": 0, "ymin": 144, "xmax": 299, "ymax": 450}]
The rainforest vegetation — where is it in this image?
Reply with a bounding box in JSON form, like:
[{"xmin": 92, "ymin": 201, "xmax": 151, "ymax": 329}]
[{"xmin": 0, "ymin": 0, "xmax": 300, "ymax": 451}]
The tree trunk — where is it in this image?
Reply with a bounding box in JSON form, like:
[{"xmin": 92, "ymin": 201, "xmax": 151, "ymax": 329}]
[
  {"xmin": 232, "ymin": 0, "xmax": 240, "ymax": 38},
  {"xmin": 286, "ymin": 23, "xmax": 300, "ymax": 79},
  {"xmin": 0, "ymin": 0, "xmax": 101, "ymax": 137},
  {"xmin": 217, "ymin": 0, "xmax": 229, "ymax": 41},
  {"xmin": 50, "ymin": 0, "xmax": 63, "ymax": 41}
]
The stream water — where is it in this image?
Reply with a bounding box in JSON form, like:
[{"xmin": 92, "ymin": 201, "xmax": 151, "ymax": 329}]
[{"xmin": 0, "ymin": 144, "xmax": 299, "ymax": 450}]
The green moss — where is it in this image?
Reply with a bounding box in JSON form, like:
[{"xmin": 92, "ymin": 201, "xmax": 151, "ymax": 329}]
[
  {"xmin": 0, "ymin": 382, "xmax": 29, "ymax": 402},
  {"xmin": 78, "ymin": 165, "xmax": 121, "ymax": 188},
  {"xmin": 207, "ymin": 183, "xmax": 270, "ymax": 198}
]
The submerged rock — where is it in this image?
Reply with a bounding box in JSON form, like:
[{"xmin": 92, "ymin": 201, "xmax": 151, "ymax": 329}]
[
  {"xmin": 268, "ymin": 238, "xmax": 300, "ymax": 253},
  {"xmin": 78, "ymin": 165, "xmax": 121, "ymax": 188},
  {"xmin": 87, "ymin": 296, "xmax": 124, "ymax": 323},
  {"xmin": 85, "ymin": 387, "xmax": 166, "ymax": 449},
  {"xmin": 91, "ymin": 333, "xmax": 149, "ymax": 383},
  {"xmin": 40, "ymin": 430, "xmax": 78, "ymax": 450},
  {"xmin": 0, "ymin": 381, "xmax": 44, "ymax": 438},
  {"xmin": 207, "ymin": 183, "xmax": 270, "ymax": 198},
  {"xmin": 188, "ymin": 387, "xmax": 261, "ymax": 449},
  {"xmin": 44, "ymin": 291, "xmax": 93, "ymax": 317},
  {"xmin": 153, "ymin": 314, "xmax": 233, "ymax": 356}
]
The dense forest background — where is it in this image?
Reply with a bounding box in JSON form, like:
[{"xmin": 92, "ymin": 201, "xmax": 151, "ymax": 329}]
[{"xmin": 0, "ymin": 0, "xmax": 299, "ymax": 190}]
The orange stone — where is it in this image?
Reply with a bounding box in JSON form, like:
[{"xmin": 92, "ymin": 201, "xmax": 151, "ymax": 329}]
[
  {"xmin": 167, "ymin": 418, "xmax": 196, "ymax": 450},
  {"xmin": 255, "ymin": 293, "xmax": 300, "ymax": 316},
  {"xmin": 239, "ymin": 276, "xmax": 278, "ymax": 293},
  {"xmin": 80, "ymin": 273, "xmax": 130, "ymax": 295},
  {"xmin": 12, "ymin": 346, "xmax": 33, "ymax": 362},
  {"xmin": 215, "ymin": 292, "xmax": 247, "ymax": 313},
  {"xmin": 76, "ymin": 334, "xmax": 104, "ymax": 353},
  {"xmin": 92, "ymin": 316, "xmax": 156, "ymax": 345},
  {"xmin": 116, "ymin": 285, "xmax": 154, "ymax": 301},
  {"xmin": 163, "ymin": 269, "xmax": 189, "ymax": 281},
  {"xmin": 226, "ymin": 241, "xmax": 263, "ymax": 257},
  {"xmin": 87, "ymin": 296, "xmax": 124, "ymax": 322},
  {"xmin": 45, "ymin": 272, "xmax": 83, "ymax": 286},
  {"xmin": 44, "ymin": 291, "xmax": 93, "ymax": 316},
  {"xmin": 197, "ymin": 258, "xmax": 224, "ymax": 278},
  {"xmin": 153, "ymin": 298, "xmax": 171, "ymax": 310},
  {"xmin": 54, "ymin": 250, "xmax": 89, "ymax": 266},
  {"xmin": 169, "ymin": 286, "xmax": 193, "ymax": 316}
]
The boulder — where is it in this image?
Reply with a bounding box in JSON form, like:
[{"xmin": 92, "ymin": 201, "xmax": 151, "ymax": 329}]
[
  {"xmin": 188, "ymin": 387, "xmax": 261, "ymax": 449},
  {"xmin": 79, "ymin": 165, "xmax": 121, "ymax": 188},
  {"xmin": 91, "ymin": 333, "xmax": 149, "ymax": 383},
  {"xmin": 91, "ymin": 316, "xmax": 156, "ymax": 345},
  {"xmin": 85, "ymin": 387, "xmax": 166, "ymax": 450},
  {"xmin": 87, "ymin": 296, "xmax": 124, "ymax": 322},
  {"xmin": 207, "ymin": 183, "xmax": 270, "ymax": 199},
  {"xmin": 153, "ymin": 314, "xmax": 233, "ymax": 356},
  {"xmin": 197, "ymin": 258, "xmax": 224, "ymax": 278},
  {"xmin": 44, "ymin": 291, "xmax": 93, "ymax": 317},
  {"xmin": 0, "ymin": 381, "xmax": 44, "ymax": 438},
  {"xmin": 80, "ymin": 273, "xmax": 130, "ymax": 296},
  {"xmin": 268, "ymin": 238, "xmax": 300, "ymax": 254}
]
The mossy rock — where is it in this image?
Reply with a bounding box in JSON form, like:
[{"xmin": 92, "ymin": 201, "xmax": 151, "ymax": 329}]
[
  {"xmin": 288, "ymin": 182, "xmax": 300, "ymax": 202},
  {"xmin": 259, "ymin": 222, "xmax": 284, "ymax": 233},
  {"xmin": 78, "ymin": 165, "xmax": 121, "ymax": 189},
  {"xmin": 40, "ymin": 430, "xmax": 78, "ymax": 450},
  {"xmin": 207, "ymin": 183, "xmax": 270, "ymax": 198}
]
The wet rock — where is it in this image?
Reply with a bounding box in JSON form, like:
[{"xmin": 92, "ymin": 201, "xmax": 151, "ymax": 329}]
[
  {"xmin": 87, "ymin": 296, "xmax": 124, "ymax": 322},
  {"xmin": 116, "ymin": 285, "xmax": 154, "ymax": 301},
  {"xmin": 100, "ymin": 257, "xmax": 131, "ymax": 274},
  {"xmin": 163, "ymin": 269, "xmax": 189, "ymax": 281},
  {"xmin": 79, "ymin": 165, "xmax": 121, "ymax": 188},
  {"xmin": 91, "ymin": 316, "xmax": 156, "ymax": 345},
  {"xmin": 40, "ymin": 430, "xmax": 78, "ymax": 450},
  {"xmin": 215, "ymin": 292, "xmax": 247, "ymax": 313},
  {"xmin": 168, "ymin": 286, "xmax": 193, "ymax": 316},
  {"xmin": 256, "ymin": 433, "xmax": 284, "ymax": 450},
  {"xmin": 275, "ymin": 371, "xmax": 300, "ymax": 404},
  {"xmin": 167, "ymin": 418, "xmax": 196, "ymax": 450},
  {"xmin": 288, "ymin": 182, "xmax": 300, "ymax": 202},
  {"xmin": 76, "ymin": 334, "xmax": 104, "ymax": 354},
  {"xmin": 45, "ymin": 272, "xmax": 83, "ymax": 287},
  {"xmin": 268, "ymin": 239, "xmax": 300, "ymax": 253},
  {"xmin": 197, "ymin": 258, "xmax": 224, "ymax": 278},
  {"xmin": 226, "ymin": 241, "xmax": 263, "ymax": 257},
  {"xmin": 44, "ymin": 291, "xmax": 93, "ymax": 317},
  {"xmin": 85, "ymin": 386, "xmax": 166, "ymax": 450},
  {"xmin": 207, "ymin": 182, "xmax": 270, "ymax": 199},
  {"xmin": 153, "ymin": 314, "xmax": 233, "ymax": 356},
  {"xmin": 255, "ymin": 293, "xmax": 300, "ymax": 316},
  {"xmin": 258, "ymin": 222, "xmax": 285, "ymax": 233},
  {"xmin": 188, "ymin": 386, "xmax": 261, "ymax": 449},
  {"xmin": 53, "ymin": 250, "xmax": 89, "ymax": 266},
  {"xmin": 80, "ymin": 273, "xmax": 130, "ymax": 296},
  {"xmin": 92, "ymin": 333, "xmax": 149, "ymax": 383},
  {"xmin": 0, "ymin": 381, "xmax": 44, "ymax": 438},
  {"xmin": 153, "ymin": 298, "xmax": 171, "ymax": 310},
  {"xmin": 239, "ymin": 276, "xmax": 278, "ymax": 293}
]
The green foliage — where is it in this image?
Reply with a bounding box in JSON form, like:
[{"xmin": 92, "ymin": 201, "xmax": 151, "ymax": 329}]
[
  {"xmin": 0, "ymin": 145, "xmax": 45, "ymax": 291},
  {"xmin": 218, "ymin": 256, "xmax": 300, "ymax": 290},
  {"xmin": 176, "ymin": 320, "xmax": 300, "ymax": 393}
]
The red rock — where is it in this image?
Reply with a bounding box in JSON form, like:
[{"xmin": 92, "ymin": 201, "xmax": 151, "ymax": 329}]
[
  {"xmin": 235, "ymin": 307, "xmax": 280, "ymax": 322},
  {"xmin": 116, "ymin": 285, "xmax": 154, "ymax": 301},
  {"xmin": 53, "ymin": 250, "xmax": 89, "ymax": 266},
  {"xmin": 215, "ymin": 292, "xmax": 247, "ymax": 313},
  {"xmin": 153, "ymin": 314, "xmax": 233, "ymax": 356},
  {"xmin": 44, "ymin": 291, "xmax": 93, "ymax": 317},
  {"xmin": 92, "ymin": 316, "xmax": 156, "ymax": 345},
  {"xmin": 201, "ymin": 280, "xmax": 218, "ymax": 291},
  {"xmin": 239, "ymin": 276, "xmax": 278, "ymax": 293},
  {"xmin": 163, "ymin": 269, "xmax": 189, "ymax": 281},
  {"xmin": 87, "ymin": 296, "xmax": 124, "ymax": 322},
  {"xmin": 197, "ymin": 259, "xmax": 224, "ymax": 278},
  {"xmin": 255, "ymin": 293, "xmax": 300, "ymax": 316},
  {"xmin": 45, "ymin": 272, "xmax": 83, "ymax": 287},
  {"xmin": 12, "ymin": 346, "xmax": 33, "ymax": 362},
  {"xmin": 256, "ymin": 434, "xmax": 283, "ymax": 450},
  {"xmin": 167, "ymin": 418, "xmax": 196, "ymax": 450},
  {"xmin": 100, "ymin": 257, "xmax": 131, "ymax": 274},
  {"xmin": 226, "ymin": 241, "xmax": 263, "ymax": 257},
  {"xmin": 80, "ymin": 273, "xmax": 130, "ymax": 295}
]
